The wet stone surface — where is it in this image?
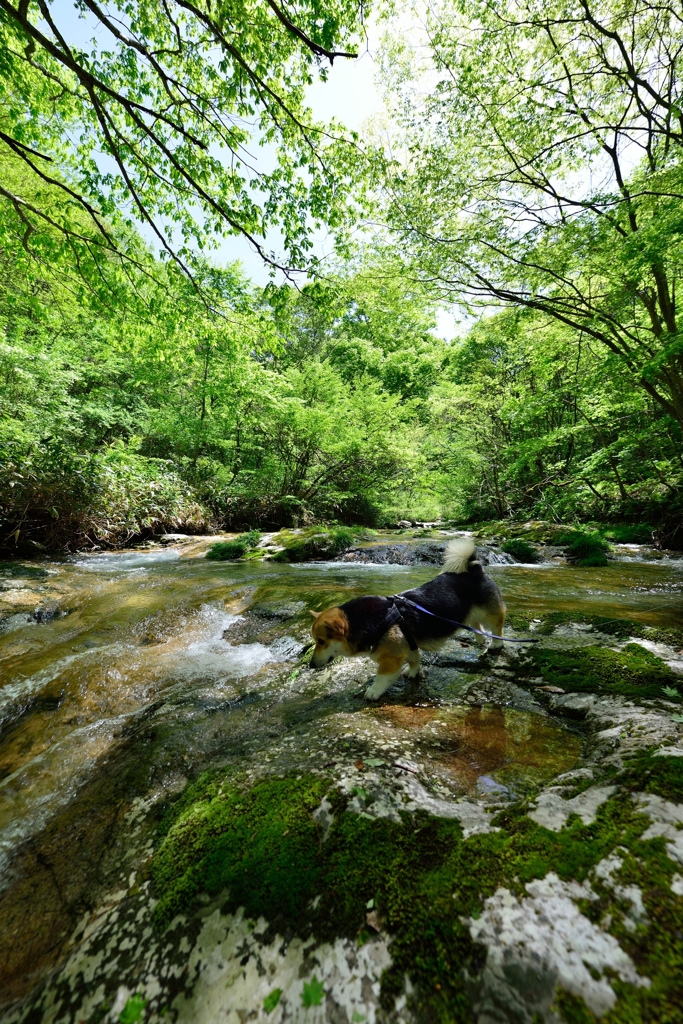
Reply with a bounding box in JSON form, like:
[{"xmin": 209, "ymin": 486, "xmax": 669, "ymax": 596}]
[{"xmin": 0, "ymin": 539, "xmax": 683, "ymax": 1023}]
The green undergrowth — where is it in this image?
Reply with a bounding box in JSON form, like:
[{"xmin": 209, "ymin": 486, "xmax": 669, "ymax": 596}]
[
  {"xmin": 474, "ymin": 520, "xmax": 657, "ymax": 549},
  {"xmin": 206, "ymin": 531, "xmax": 261, "ymax": 561},
  {"xmin": 271, "ymin": 527, "xmax": 371, "ymax": 562},
  {"xmin": 525, "ymin": 643, "xmax": 682, "ymax": 700},
  {"xmin": 150, "ymin": 767, "xmax": 683, "ymax": 1022},
  {"xmin": 556, "ymin": 530, "xmax": 610, "ymax": 566},
  {"xmin": 600, "ymin": 524, "xmax": 655, "ymax": 545}
]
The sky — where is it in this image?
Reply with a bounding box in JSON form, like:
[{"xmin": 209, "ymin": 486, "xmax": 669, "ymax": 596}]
[{"xmin": 218, "ymin": 47, "xmax": 383, "ymax": 285}]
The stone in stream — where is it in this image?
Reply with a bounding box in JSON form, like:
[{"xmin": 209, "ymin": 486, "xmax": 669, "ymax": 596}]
[
  {"xmin": 1, "ymin": 572, "xmax": 683, "ymax": 1023},
  {"xmin": 32, "ymin": 600, "xmax": 61, "ymax": 623}
]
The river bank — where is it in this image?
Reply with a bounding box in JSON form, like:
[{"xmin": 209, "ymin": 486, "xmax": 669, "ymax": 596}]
[{"xmin": 0, "ymin": 538, "xmax": 682, "ymax": 1023}]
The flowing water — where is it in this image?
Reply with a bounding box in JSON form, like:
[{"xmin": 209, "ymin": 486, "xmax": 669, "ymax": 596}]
[{"xmin": 1, "ymin": 539, "xmax": 682, "ymax": 1004}]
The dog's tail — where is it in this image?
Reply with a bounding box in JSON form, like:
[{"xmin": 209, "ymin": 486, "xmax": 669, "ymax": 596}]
[{"xmin": 441, "ymin": 537, "xmax": 479, "ymax": 574}]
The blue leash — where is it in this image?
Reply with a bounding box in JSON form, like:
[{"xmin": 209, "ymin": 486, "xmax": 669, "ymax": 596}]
[{"xmin": 389, "ymin": 595, "xmax": 540, "ymax": 644}]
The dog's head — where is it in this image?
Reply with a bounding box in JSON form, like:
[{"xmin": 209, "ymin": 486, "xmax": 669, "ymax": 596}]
[{"xmin": 309, "ymin": 607, "xmax": 351, "ymax": 667}]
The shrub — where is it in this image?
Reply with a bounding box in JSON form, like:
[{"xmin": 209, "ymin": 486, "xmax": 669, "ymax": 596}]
[
  {"xmin": 0, "ymin": 440, "xmax": 210, "ymax": 553},
  {"xmin": 206, "ymin": 530, "xmax": 261, "ymax": 561},
  {"xmin": 501, "ymin": 538, "xmax": 540, "ymax": 563},
  {"xmin": 556, "ymin": 530, "xmax": 609, "ymax": 566}
]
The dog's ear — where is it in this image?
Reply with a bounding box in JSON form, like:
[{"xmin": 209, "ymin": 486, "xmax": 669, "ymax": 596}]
[{"xmin": 325, "ymin": 611, "xmax": 348, "ymax": 638}]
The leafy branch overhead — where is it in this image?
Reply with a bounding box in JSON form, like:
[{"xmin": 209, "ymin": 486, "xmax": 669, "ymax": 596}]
[
  {"xmin": 0, "ymin": 0, "xmax": 368, "ymax": 282},
  {"xmin": 381, "ymin": 0, "xmax": 683, "ymax": 428}
]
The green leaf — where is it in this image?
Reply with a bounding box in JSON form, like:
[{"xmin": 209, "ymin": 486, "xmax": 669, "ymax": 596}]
[
  {"xmin": 301, "ymin": 975, "xmax": 325, "ymax": 1008},
  {"xmin": 366, "ymin": 898, "xmax": 374, "ymax": 909},
  {"xmin": 364, "ymin": 758, "xmax": 385, "ymax": 767},
  {"xmin": 670, "ymin": 714, "xmax": 683, "ymax": 723},
  {"xmin": 352, "ymin": 1013, "xmax": 367, "ymax": 1023},
  {"xmin": 263, "ymin": 988, "xmax": 282, "ymax": 1013},
  {"xmin": 662, "ymin": 685, "xmax": 680, "ymax": 698},
  {"xmin": 119, "ymin": 994, "xmax": 146, "ymax": 1024}
]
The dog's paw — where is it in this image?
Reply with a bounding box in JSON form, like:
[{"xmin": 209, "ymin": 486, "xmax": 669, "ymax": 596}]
[
  {"xmin": 364, "ymin": 684, "xmax": 385, "ymax": 700},
  {"xmin": 405, "ymin": 666, "xmax": 422, "ymax": 680}
]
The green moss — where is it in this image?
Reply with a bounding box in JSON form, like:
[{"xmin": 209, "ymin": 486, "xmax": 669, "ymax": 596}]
[
  {"xmin": 528, "ymin": 644, "xmax": 682, "ymax": 700},
  {"xmin": 620, "ymin": 751, "xmax": 683, "ymax": 803},
  {"xmin": 556, "ymin": 530, "xmax": 610, "ymax": 567},
  {"xmin": 502, "ymin": 538, "xmax": 541, "ymax": 563},
  {"xmin": 554, "ymin": 989, "xmax": 598, "ymax": 1023},
  {"xmin": 505, "ymin": 612, "xmax": 534, "ymax": 633},
  {"xmin": 151, "ymin": 774, "xmax": 328, "ymax": 927},
  {"xmin": 206, "ymin": 531, "xmax": 261, "ymax": 561},
  {"xmin": 271, "ymin": 527, "xmax": 359, "ymax": 562}
]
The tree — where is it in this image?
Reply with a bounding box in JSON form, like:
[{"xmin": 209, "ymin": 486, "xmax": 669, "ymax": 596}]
[
  {"xmin": 380, "ymin": 0, "xmax": 683, "ymax": 428},
  {"xmin": 0, "ymin": 0, "xmax": 367, "ymax": 286}
]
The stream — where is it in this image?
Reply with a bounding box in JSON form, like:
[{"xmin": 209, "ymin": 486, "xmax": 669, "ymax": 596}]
[{"xmin": 1, "ymin": 536, "xmax": 682, "ymax": 1022}]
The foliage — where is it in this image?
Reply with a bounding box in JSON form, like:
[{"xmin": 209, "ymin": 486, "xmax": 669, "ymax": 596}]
[
  {"xmin": 1, "ymin": 2, "xmax": 683, "ymax": 549},
  {"xmin": 556, "ymin": 531, "xmax": 610, "ymax": 567},
  {"xmin": 426, "ymin": 308, "xmax": 683, "ymax": 533},
  {"xmin": 0, "ymin": 0, "xmax": 369, "ymax": 282},
  {"xmin": 118, "ymin": 994, "xmax": 146, "ymax": 1024},
  {"xmin": 263, "ymin": 989, "xmax": 282, "ymax": 1014},
  {"xmin": 380, "ymin": 0, "xmax": 683, "ymax": 430},
  {"xmin": 301, "ymin": 976, "xmax": 325, "ymax": 1008}
]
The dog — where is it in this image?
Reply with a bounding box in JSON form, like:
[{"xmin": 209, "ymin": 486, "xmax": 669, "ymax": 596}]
[{"xmin": 309, "ymin": 538, "xmax": 506, "ymax": 700}]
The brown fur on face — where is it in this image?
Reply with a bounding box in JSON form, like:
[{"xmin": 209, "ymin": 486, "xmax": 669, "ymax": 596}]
[{"xmin": 309, "ymin": 607, "xmax": 352, "ymax": 667}]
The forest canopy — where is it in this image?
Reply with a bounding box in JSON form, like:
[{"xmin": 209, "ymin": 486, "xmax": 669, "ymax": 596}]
[{"xmin": 0, "ymin": 0, "xmax": 681, "ymax": 551}]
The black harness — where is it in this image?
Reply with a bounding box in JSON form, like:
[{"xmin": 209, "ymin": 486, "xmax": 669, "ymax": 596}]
[{"xmin": 364, "ymin": 593, "xmax": 539, "ymax": 651}]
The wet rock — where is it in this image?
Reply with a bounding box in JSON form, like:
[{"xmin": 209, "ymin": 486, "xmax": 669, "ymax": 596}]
[
  {"xmin": 475, "ymin": 546, "xmax": 516, "ymax": 566},
  {"xmin": 269, "ymin": 635, "xmax": 306, "ymax": 660},
  {"xmin": 546, "ymin": 693, "xmax": 680, "ymax": 763},
  {"xmin": 32, "ymin": 600, "xmax": 61, "ymax": 623},
  {"xmin": 337, "ymin": 541, "xmax": 445, "ymax": 565},
  {"xmin": 336, "ymin": 541, "xmax": 516, "ymax": 567},
  {"xmin": 0, "ymin": 563, "xmax": 49, "ymax": 580},
  {"xmin": 4, "ymin": 546, "xmax": 683, "ymax": 1023},
  {"xmin": 251, "ymin": 600, "xmax": 307, "ymax": 619}
]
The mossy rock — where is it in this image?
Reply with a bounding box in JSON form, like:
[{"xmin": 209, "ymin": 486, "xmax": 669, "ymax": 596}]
[
  {"xmin": 531, "ymin": 611, "xmax": 683, "ymax": 649},
  {"xmin": 0, "ymin": 561, "xmax": 49, "ymax": 578},
  {"xmin": 529, "ymin": 643, "xmax": 682, "ymax": 700},
  {"xmin": 150, "ymin": 767, "xmax": 683, "ymax": 1022},
  {"xmin": 271, "ymin": 527, "xmax": 360, "ymax": 562},
  {"xmin": 502, "ymin": 538, "xmax": 541, "ymax": 563},
  {"xmin": 206, "ymin": 531, "xmax": 261, "ymax": 561}
]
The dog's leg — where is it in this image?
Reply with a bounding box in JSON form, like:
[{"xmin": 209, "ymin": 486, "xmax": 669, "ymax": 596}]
[
  {"xmin": 405, "ymin": 648, "xmax": 421, "ymax": 678},
  {"xmin": 481, "ymin": 608, "xmax": 506, "ymax": 651},
  {"xmin": 365, "ymin": 647, "xmax": 405, "ymax": 700}
]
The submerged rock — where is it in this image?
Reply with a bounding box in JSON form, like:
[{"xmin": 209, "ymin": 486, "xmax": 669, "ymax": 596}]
[{"xmin": 32, "ymin": 600, "xmax": 61, "ymax": 623}]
